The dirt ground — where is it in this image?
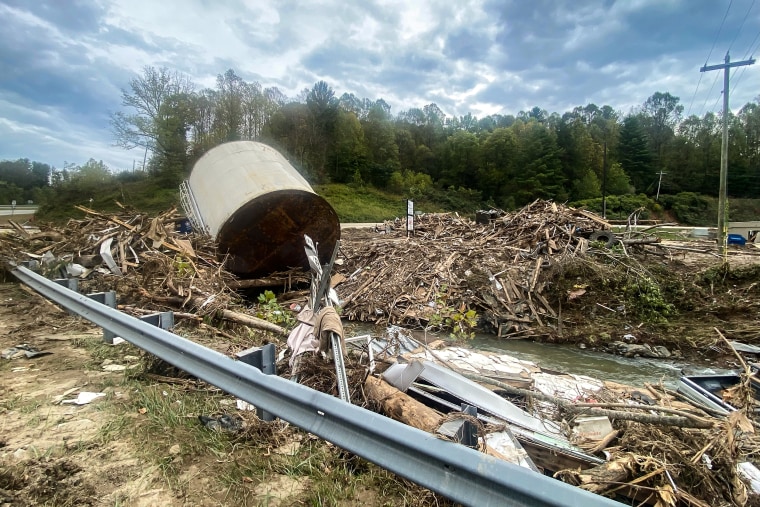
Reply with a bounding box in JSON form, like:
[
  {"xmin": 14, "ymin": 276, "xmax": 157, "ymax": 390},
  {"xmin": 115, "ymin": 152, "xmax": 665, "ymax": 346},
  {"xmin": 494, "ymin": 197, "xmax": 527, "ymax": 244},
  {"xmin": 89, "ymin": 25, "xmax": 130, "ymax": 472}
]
[
  {"xmin": 553, "ymin": 239, "xmax": 760, "ymax": 368},
  {"xmin": 0, "ymin": 279, "xmax": 433, "ymax": 507},
  {"xmin": 1, "ymin": 227, "xmax": 760, "ymax": 505},
  {"xmin": 0, "ymin": 283, "xmax": 187, "ymax": 506}
]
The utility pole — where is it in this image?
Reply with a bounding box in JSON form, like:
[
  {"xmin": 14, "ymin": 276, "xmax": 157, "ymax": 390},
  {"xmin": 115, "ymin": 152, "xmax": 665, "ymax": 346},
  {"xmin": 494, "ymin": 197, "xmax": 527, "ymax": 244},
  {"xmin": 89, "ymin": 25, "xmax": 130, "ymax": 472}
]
[
  {"xmin": 655, "ymin": 170, "xmax": 666, "ymax": 201},
  {"xmin": 700, "ymin": 52, "xmax": 755, "ymax": 260},
  {"xmin": 601, "ymin": 141, "xmax": 608, "ymax": 219}
]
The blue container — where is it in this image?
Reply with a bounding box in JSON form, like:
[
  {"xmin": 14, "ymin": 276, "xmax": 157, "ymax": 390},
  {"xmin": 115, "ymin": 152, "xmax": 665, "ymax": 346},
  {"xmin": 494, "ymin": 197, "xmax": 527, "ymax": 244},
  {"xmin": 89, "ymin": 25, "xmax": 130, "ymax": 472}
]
[
  {"xmin": 727, "ymin": 233, "xmax": 746, "ymax": 246},
  {"xmin": 177, "ymin": 219, "xmax": 193, "ymax": 234}
]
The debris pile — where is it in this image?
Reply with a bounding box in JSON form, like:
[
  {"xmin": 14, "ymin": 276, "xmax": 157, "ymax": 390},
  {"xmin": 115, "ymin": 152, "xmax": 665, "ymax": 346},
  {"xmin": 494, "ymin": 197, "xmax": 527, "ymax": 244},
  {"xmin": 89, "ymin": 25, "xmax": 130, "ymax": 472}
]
[
  {"xmin": 338, "ymin": 200, "xmax": 618, "ymax": 337},
  {"xmin": 0, "ymin": 206, "xmax": 260, "ymax": 328},
  {"xmin": 360, "ymin": 331, "xmax": 760, "ymax": 506}
]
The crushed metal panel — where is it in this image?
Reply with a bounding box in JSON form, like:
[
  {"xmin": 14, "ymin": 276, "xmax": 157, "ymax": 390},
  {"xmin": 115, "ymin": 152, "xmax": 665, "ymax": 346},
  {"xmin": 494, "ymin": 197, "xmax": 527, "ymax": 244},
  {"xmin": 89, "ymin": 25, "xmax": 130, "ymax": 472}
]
[
  {"xmin": 417, "ymin": 360, "xmax": 562, "ymax": 437},
  {"xmin": 382, "ymin": 361, "xmax": 425, "ymax": 392},
  {"xmin": 407, "ymin": 384, "xmax": 604, "ymax": 469},
  {"xmin": 677, "ymin": 376, "xmax": 737, "ymax": 415},
  {"xmin": 730, "ymin": 341, "xmax": 760, "ymax": 354},
  {"xmin": 484, "ymin": 429, "xmax": 539, "ymax": 472}
]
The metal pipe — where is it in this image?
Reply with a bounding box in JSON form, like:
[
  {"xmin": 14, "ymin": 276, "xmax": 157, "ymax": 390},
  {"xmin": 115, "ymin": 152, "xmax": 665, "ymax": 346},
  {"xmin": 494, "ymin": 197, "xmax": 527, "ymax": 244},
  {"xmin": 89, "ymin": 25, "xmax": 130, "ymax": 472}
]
[{"xmin": 10, "ymin": 264, "xmax": 623, "ymax": 507}]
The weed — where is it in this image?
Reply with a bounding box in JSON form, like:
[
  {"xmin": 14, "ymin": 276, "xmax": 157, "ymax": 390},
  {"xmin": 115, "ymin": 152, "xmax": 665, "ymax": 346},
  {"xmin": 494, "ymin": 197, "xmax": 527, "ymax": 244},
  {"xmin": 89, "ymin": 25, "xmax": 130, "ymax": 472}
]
[
  {"xmin": 425, "ymin": 284, "xmax": 478, "ymax": 340},
  {"xmin": 623, "ymin": 276, "xmax": 676, "ymax": 322},
  {"xmin": 256, "ymin": 290, "xmax": 295, "ymax": 327}
]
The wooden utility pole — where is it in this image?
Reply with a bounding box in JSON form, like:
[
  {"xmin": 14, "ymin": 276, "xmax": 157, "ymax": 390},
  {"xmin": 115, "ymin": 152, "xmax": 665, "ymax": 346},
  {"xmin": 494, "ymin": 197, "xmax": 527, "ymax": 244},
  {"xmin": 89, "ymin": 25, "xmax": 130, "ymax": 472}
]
[
  {"xmin": 700, "ymin": 53, "xmax": 755, "ymax": 260},
  {"xmin": 655, "ymin": 170, "xmax": 666, "ymax": 201},
  {"xmin": 601, "ymin": 141, "xmax": 608, "ymax": 218}
]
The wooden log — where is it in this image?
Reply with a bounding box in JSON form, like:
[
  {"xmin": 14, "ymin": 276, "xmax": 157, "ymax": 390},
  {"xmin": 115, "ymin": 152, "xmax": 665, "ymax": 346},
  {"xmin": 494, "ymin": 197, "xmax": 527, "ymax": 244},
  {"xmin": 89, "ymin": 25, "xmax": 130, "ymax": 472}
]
[
  {"xmin": 228, "ymin": 275, "xmax": 309, "ymax": 289},
  {"xmin": 139, "ymin": 291, "xmax": 288, "ymax": 336},
  {"xmin": 220, "ymin": 309, "xmax": 288, "ymax": 336},
  {"xmin": 365, "ymin": 375, "xmax": 443, "ymax": 432},
  {"xmin": 620, "ymin": 237, "xmax": 661, "ymax": 245}
]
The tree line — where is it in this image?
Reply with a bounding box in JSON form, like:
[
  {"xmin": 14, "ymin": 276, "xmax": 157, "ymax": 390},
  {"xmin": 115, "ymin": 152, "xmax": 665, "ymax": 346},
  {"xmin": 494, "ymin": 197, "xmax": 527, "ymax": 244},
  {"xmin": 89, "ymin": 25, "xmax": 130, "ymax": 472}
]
[
  {"xmin": 110, "ymin": 67, "xmax": 760, "ymax": 209},
  {"xmin": 5, "ymin": 65, "xmax": 760, "ymax": 213}
]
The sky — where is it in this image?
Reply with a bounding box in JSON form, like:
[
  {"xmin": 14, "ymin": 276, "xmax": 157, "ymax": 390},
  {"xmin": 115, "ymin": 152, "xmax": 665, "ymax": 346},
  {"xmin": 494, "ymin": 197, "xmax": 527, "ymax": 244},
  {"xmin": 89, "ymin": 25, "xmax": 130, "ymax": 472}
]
[{"xmin": 2, "ymin": 0, "xmax": 760, "ymax": 171}]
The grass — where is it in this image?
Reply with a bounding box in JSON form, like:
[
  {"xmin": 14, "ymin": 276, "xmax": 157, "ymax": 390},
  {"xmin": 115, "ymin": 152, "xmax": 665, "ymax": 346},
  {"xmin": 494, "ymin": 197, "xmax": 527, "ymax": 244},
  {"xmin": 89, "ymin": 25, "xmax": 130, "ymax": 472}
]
[
  {"xmin": 316, "ymin": 184, "xmax": 408, "ymax": 222},
  {"xmin": 80, "ymin": 365, "xmax": 448, "ymax": 506}
]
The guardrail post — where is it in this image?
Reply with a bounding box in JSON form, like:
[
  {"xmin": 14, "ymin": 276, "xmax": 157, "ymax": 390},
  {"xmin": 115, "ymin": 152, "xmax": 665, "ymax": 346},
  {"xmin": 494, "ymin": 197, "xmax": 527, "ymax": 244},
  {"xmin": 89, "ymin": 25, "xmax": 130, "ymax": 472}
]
[
  {"xmin": 86, "ymin": 291, "xmax": 117, "ymax": 343},
  {"xmin": 53, "ymin": 278, "xmax": 78, "ymax": 292},
  {"xmin": 139, "ymin": 311, "xmax": 174, "ymax": 330},
  {"xmin": 236, "ymin": 343, "xmax": 276, "ymax": 421},
  {"xmin": 460, "ymin": 404, "xmax": 479, "ymax": 448},
  {"xmin": 53, "ymin": 279, "xmax": 78, "ymax": 315},
  {"xmin": 439, "ymin": 404, "xmax": 479, "ymax": 449}
]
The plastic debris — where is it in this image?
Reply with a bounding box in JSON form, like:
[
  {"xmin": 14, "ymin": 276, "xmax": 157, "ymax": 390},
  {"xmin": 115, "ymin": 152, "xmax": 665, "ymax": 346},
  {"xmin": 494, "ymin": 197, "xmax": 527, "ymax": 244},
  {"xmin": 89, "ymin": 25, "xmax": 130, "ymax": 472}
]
[
  {"xmin": 198, "ymin": 414, "xmax": 244, "ymax": 432},
  {"xmin": 61, "ymin": 392, "xmax": 106, "ymax": 405},
  {"xmin": 1, "ymin": 344, "xmax": 51, "ymax": 359}
]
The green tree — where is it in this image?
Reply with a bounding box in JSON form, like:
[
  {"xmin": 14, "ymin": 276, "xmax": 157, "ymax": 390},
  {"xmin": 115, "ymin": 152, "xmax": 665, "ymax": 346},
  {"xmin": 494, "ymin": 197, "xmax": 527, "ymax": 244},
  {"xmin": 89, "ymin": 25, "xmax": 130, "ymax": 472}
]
[
  {"xmin": 573, "ymin": 169, "xmax": 601, "ymax": 199},
  {"xmin": 479, "ymin": 127, "xmax": 519, "ymax": 204},
  {"xmin": 640, "ymin": 92, "xmax": 683, "ymax": 170},
  {"xmin": 214, "ymin": 69, "xmax": 246, "ymax": 142},
  {"xmin": 330, "ymin": 110, "xmax": 366, "ymax": 183},
  {"xmin": 111, "ymin": 66, "xmax": 194, "ymax": 154},
  {"xmin": 619, "ymin": 115, "xmax": 653, "ymax": 193},
  {"xmin": 362, "ymin": 100, "xmax": 398, "ymax": 186},
  {"xmin": 603, "ymin": 162, "xmax": 633, "ymax": 195},
  {"xmin": 440, "ymin": 131, "xmax": 480, "ymax": 189},
  {"xmin": 150, "ymin": 93, "xmax": 194, "ymax": 184},
  {"xmin": 306, "ymin": 81, "xmax": 339, "ymax": 181},
  {"xmin": 511, "ymin": 120, "xmax": 566, "ymax": 204}
]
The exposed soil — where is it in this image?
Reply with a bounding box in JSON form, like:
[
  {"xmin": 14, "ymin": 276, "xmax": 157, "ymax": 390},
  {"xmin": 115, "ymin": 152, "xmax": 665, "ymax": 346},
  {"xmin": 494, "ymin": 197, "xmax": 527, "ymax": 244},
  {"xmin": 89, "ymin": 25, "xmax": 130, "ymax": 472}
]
[
  {"xmin": 0, "ymin": 281, "xmax": 440, "ymax": 507},
  {"xmin": 0, "ymin": 283, "xmax": 181, "ymax": 506},
  {"xmin": 543, "ymin": 239, "xmax": 760, "ymax": 369}
]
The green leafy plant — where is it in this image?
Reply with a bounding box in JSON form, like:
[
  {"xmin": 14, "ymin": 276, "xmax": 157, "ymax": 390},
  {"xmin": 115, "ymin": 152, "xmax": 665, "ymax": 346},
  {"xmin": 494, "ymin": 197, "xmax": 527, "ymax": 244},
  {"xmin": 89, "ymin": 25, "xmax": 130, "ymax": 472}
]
[
  {"xmin": 256, "ymin": 290, "xmax": 295, "ymax": 327},
  {"xmin": 425, "ymin": 285, "xmax": 478, "ymax": 340},
  {"xmin": 173, "ymin": 255, "xmax": 194, "ymax": 277},
  {"xmin": 623, "ymin": 276, "xmax": 675, "ymax": 322}
]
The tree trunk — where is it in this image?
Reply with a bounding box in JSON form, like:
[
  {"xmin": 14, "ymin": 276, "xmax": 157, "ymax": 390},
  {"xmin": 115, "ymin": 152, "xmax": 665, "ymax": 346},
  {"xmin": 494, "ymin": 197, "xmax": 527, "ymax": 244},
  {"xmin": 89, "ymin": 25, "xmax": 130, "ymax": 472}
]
[{"xmin": 365, "ymin": 375, "xmax": 443, "ymax": 432}]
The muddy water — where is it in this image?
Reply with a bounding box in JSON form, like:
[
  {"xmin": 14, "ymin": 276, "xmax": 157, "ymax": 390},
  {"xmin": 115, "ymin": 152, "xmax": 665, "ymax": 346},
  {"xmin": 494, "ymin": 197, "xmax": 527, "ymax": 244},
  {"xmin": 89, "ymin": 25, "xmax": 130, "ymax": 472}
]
[{"xmin": 470, "ymin": 334, "xmax": 685, "ymax": 388}]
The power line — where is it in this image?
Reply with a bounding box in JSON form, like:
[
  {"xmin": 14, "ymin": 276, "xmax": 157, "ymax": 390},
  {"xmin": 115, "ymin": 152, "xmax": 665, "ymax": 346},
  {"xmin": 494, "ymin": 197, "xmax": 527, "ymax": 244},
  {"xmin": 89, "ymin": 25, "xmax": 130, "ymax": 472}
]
[
  {"xmin": 691, "ymin": 0, "xmax": 734, "ymax": 117},
  {"xmin": 699, "ymin": 71, "xmax": 723, "ymax": 116},
  {"xmin": 686, "ymin": 73, "xmax": 704, "ymax": 117},
  {"xmin": 727, "ymin": 0, "xmax": 756, "ymax": 54},
  {"xmin": 730, "ymin": 28, "xmax": 760, "ymax": 98},
  {"xmin": 706, "ymin": 0, "xmax": 734, "ymax": 64},
  {"xmin": 741, "ymin": 27, "xmax": 760, "ymax": 60}
]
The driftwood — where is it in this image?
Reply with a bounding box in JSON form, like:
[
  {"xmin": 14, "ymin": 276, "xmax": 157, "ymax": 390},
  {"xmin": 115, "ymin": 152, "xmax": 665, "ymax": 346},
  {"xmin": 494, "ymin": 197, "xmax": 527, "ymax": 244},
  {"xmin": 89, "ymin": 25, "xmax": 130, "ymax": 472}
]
[
  {"xmin": 337, "ymin": 200, "xmax": 625, "ymax": 336},
  {"xmin": 365, "ymin": 375, "xmax": 443, "ymax": 431},
  {"xmin": 220, "ymin": 309, "xmax": 287, "ymax": 336}
]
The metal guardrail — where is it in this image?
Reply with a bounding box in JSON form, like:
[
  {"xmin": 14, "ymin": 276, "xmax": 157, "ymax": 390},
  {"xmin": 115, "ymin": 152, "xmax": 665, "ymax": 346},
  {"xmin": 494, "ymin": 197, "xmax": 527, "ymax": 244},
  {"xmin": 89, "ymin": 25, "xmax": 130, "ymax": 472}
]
[{"xmin": 10, "ymin": 264, "xmax": 623, "ymax": 507}]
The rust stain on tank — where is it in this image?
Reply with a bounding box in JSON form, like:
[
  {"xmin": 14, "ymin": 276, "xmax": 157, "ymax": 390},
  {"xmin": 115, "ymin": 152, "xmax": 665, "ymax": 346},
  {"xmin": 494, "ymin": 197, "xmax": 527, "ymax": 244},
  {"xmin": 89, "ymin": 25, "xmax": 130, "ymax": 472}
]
[
  {"xmin": 218, "ymin": 189, "xmax": 340, "ymax": 278},
  {"xmin": 183, "ymin": 141, "xmax": 341, "ymax": 279}
]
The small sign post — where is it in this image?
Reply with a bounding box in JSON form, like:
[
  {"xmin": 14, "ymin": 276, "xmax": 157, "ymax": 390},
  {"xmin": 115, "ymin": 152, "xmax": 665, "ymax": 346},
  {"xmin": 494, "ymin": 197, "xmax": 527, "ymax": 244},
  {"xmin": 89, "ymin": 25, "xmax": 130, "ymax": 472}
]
[
  {"xmin": 10, "ymin": 200, "xmax": 16, "ymax": 217},
  {"xmin": 406, "ymin": 200, "xmax": 414, "ymax": 237}
]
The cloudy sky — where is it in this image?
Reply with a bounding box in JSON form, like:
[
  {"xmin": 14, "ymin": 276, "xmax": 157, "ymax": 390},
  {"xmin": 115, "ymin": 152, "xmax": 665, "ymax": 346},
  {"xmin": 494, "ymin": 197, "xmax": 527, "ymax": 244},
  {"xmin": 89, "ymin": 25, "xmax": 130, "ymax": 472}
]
[{"xmin": 2, "ymin": 0, "xmax": 760, "ymax": 171}]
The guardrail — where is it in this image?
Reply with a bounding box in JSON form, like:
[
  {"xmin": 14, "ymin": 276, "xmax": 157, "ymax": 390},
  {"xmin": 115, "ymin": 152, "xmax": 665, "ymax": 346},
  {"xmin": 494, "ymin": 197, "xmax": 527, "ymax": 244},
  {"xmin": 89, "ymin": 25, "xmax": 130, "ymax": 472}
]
[{"xmin": 10, "ymin": 264, "xmax": 623, "ymax": 507}]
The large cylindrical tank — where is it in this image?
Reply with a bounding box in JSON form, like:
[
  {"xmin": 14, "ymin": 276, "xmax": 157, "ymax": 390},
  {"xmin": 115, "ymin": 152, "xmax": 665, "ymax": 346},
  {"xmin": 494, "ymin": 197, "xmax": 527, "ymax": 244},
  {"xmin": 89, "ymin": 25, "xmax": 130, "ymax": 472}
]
[{"xmin": 185, "ymin": 141, "xmax": 340, "ymax": 278}]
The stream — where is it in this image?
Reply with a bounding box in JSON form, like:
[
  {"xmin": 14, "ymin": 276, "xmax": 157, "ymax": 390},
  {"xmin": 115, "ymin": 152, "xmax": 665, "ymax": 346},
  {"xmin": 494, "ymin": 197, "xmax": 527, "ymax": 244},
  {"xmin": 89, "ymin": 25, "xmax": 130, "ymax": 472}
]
[
  {"xmin": 470, "ymin": 334, "xmax": 686, "ymax": 388},
  {"xmin": 350, "ymin": 323, "xmax": 697, "ymax": 388}
]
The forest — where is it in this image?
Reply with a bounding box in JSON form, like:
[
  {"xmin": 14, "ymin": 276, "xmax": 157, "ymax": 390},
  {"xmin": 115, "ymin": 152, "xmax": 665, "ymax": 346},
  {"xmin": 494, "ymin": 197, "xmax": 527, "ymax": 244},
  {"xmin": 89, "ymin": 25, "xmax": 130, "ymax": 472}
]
[{"xmin": 3, "ymin": 65, "xmax": 760, "ymax": 218}]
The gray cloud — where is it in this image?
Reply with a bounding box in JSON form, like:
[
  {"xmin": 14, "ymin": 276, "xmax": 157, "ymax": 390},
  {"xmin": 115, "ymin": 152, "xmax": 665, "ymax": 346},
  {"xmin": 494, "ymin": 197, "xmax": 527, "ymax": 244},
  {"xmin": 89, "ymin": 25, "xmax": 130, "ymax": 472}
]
[{"xmin": 1, "ymin": 0, "xmax": 760, "ymax": 170}]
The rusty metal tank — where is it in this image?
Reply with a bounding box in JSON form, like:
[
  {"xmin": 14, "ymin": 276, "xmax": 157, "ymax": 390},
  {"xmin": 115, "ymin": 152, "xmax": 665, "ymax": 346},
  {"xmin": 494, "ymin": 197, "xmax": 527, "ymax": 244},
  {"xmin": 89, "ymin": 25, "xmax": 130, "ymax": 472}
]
[{"xmin": 181, "ymin": 141, "xmax": 340, "ymax": 278}]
